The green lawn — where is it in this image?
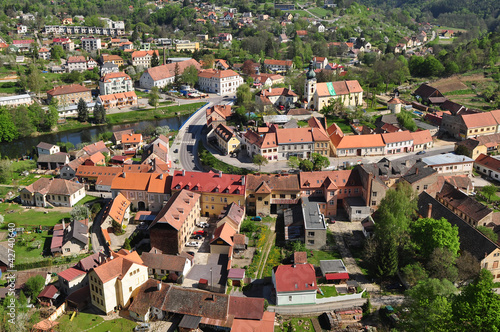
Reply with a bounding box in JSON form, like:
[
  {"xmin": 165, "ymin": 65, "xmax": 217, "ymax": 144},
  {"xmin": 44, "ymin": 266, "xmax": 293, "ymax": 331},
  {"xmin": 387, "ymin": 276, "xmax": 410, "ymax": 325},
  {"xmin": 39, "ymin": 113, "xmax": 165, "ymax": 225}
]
[
  {"xmin": 289, "ymin": 10, "xmax": 311, "ymax": 17},
  {"xmin": 75, "ymin": 195, "xmax": 101, "ymax": 206},
  {"xmin": 316, "ymin": 285, "xmax": 338, "ymax": 298},
  {"xmin": 326, "ymin": 116, "xmax": 353, "ymax": 133},
  {"xmin": 0, "ymin": 82, "xmax": 21, "ymax": 94},
  {"xmin": 13, "ymin": 231, "xmax": 51, "ymax": 264},
  {"xmin": 56, "ymin": 312, "xmax": 138, "ymax": 332},
  {"xmin": 275, "ymin": 317, "xmax": 314, "ymax": 332},
  {"xmin": 263, "ymin": 246, "xmax": 282, "ymax": 277},
  {"xmin": 308, "ymin": 7, "xmax": 330, "ymax": 18},
  {"xmin": 307, "ymin": 249, "xmax": 342, "ymax": 267},
  {"xmin": 0, "ymin": 203, "xmax": 70, "ymax": 228}
]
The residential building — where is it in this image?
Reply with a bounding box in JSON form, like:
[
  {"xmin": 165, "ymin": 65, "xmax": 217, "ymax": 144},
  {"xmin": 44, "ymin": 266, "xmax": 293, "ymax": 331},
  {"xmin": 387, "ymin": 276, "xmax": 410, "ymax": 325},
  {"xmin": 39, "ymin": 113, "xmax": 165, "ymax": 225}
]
[
  {"xmin": 198, "ymin": 69, "xmax": 243, "ymax": 95},
  {"xmin": 37, "ymin": 153, "xmax": 69, "ymax": 170},
  {"xmin": 82, "ymin": 151, "xmax": 106, "ymax": 166},
  {"xmin": 142, "ymin": 135, "xmax": 170, "ymax": 165},
  {"xmin": 299, "ymin": 170, "xmax": 363, "ymax": 218},
  {"xmin": 75, "ymin": 165, "xmax": 120, "ymax": 190},
  {"xmin": 382, "ymin": 131, "xmax": 414, "ymax": 154},
  {"xmin": 47, "ymin": 84, "xmax": 92, "ymax": 105},
  {"xmin": 60, "ymin": 157, "xmax": 86, "ymax": 180},
  {"xmin": 245, "ymin": 173, "xmax": 300, "ymax": 215},
  {"xmin": 97, "ymin": 91, "xmax": 138, "ymax": 110},
  {"xmin": 272, "ymin": 263, "xmax": 317, "ymax": 305},
  {"xmin": 255, "ymin": 87, "xmax": 298, "ymax": 112},
  {"xmin": 441, "ymin": 110, "xmax": 500, "ymax": 140},
  {"xmin": 67, "ymin": 56, "xmax": 88, "ymax": 72},
  {"xmin": 37, "ymin": 142, "xmax": 60, "ymax": 156},
  {"xmin": 210, "ymin": 222, "xmax": 236, "ymax": 255},
  {"xmin": 102, "ymin": 193, "xmax": 131, "ymax": 229},
  {"xmin": 89, "ymin": 249, "xmax": 148, "ymax": 314},
  {"xmin": 57, "ymin": 267, "xmax": 87, "ymax": 295},
  {"xmin": 319, "ymin": 260, "xmax": 349, "ymax": 283},
  {"xmin": 214, "ymin": 124, "xmax": 240, "ymax": 155},
  {"xmin": 139, "ymin": 59, "xmax": 201, "ymax": 89},
  {"xmin": 111, "ymin": 172, "xmax": 170, "ymax": 212},
  {"xmin": 82, "ymin": 141, "xmax": 110, "ymax": 156},
  {"xmin": 422, "ymin": 153, "xmax": 474, "ymax": 175},
  {"xmin": 275, "ymin": 123, "xmax": 331, "ymax": 160},
  {"xmin": 174, "ymin": 41, "xmax": 199, "ymax": 52},
  {"xmin": 148, "ymin": 190, "xmax": 201, "ymax": 254},
  {"xmin": 206, "ymin": 104, "xmax": 232, "ymax": 128},
  {"xmin": 418, "ymin": 192, "xmax": 500, "ymax": 282},
  {"xmin": 437, "ymin": 182, "xmax": 493, "ymax": 227},
  {"xmin": 312, "ymin": 56, "xmax": 329, "ymax": 69},
  {"xmin": 475, "ymin": 153, "xmax": 500, "ymax": 182},
  {"xmin": 53, "ymin": 38, "xmax": 74, "ymax": 52},
  {"xmin": 171, "ymin": 170, "xmax": 245, "ymax": 217},
  {"xmin": 141, "ymin": 248, "xmax": 193, "ymax": 280},
  {"xmin": 242, "ymin": 129, "xmax": 279, "ymax": 161},
  {"xmin": 128, "ymin": 279, "xmax": 169, "ymax": 322},
  {"xmin": 263, "ymin": 59, "xmax": 294, "ymax": 74},
  {"xmin": 401, "ymin": 161, "xmax": 439, "ymax": 196},
  {"xmin": 311, "ymin": 80, "xmax": 364, "ymax": 110},
  {"xmin": 20, "ymin": 178, "xmax": 85, "ymax": 207},
  {"xmin": 216, "ymin": 202, "xmax": 245, "ymax": 232},
  {"xmin": 288, "ymin": 197, "xmax": 327, "ymax": 249},
  {"xmin": 250, "ymin": 73, "xmax": 284, "ymax": 88},
  {"xmin": 81, "ymin": 37, "xmax": 101, "ymax": 52},
  {"xmin": 38, "ymin": 47, "xmax": 50, "ymax": 60},
  {"xmin": 122, "ymin": 133, "xmax": 143, "ymax": 152},
  {"xmin": 411, "ymin": 130, "xmax": 434, "ymax": 151},
  {"xmin": 131, "ymin": 50, "xmax": 159, "ymax": 69},
  {"xmin": 0, "ymin": 94, "xmax": 33, "ymax": 108},
  {"xmin": 12, "ymin": 39, "xmax": 34, "ymax": 51},
  {"xmin": 455, "ymin": 133, "xmax": 500, "ymax": 159},
  {"xmin": 87, "ymin": 58, "xmax": 98, "ymax": 69},
  {"xmin": 100, "ymin": 62, "xmax": 119, "ymax": 76},
  {"xmin": 99, "ymin": 72, "xmax": 133, "ymax": 95},
  {"xmin": 100, "ymin": 54, "xmax": 124, "ymax": 66},
  {"xmin": 60, "ymin": 219, "xmax": 89, "ymax": 256}
]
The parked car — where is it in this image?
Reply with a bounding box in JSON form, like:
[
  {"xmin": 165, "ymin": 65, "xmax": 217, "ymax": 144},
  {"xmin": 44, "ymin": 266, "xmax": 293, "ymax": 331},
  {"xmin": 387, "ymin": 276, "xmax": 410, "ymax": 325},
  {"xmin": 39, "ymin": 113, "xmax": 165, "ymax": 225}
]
[
  {"xmin": 197, "ymin": 222, "xmax": 209, "ymax": 228},
  {"xmin": 416, "ymin": 150, "xmax": 426, "ymax": 155},
  {"xmin": 186, "ymin": 241, "xmax": 200, "ymax": 247},
  {"xmin": 252, "ymin": 216, "xmax": 262, "ymax": 221},
  {"xmin": 186, "ymin": 251, "xmax": 196, "ymax": 257},
  {"xmin": 193, "ymin": 230, "xmax": 206, "ymax": 236},
  {"xmin": 191, "ymin": 234, "xmax": 202, "ymax": 240},
  {"xmin": 134, "ymin": 323, "xmax": 150, "ymax": 332}
]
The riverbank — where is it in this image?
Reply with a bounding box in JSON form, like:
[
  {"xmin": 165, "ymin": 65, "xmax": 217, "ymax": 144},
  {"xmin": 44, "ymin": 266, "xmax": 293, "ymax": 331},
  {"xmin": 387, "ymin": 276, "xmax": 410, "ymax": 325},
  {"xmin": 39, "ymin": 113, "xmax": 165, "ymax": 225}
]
[{"xmin": 54, "ymin": 102, "xmax": 206, "ymax": 134}]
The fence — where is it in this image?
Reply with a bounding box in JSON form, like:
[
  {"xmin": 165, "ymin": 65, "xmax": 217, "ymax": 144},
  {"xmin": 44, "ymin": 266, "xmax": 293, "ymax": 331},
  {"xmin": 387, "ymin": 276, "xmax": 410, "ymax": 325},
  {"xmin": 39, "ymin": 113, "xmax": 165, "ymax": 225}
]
[{"xmin": 315, "ymin": 290, "xmax": 365, "ymax": 304}]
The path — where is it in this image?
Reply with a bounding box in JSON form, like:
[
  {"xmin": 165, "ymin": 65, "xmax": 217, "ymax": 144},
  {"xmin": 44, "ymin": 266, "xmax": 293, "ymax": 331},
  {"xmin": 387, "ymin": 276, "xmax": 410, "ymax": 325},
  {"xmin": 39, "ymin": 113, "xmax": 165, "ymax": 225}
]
[{"xmin": 257, "ymin": 230, "xmax": 276, "ymax": 279}]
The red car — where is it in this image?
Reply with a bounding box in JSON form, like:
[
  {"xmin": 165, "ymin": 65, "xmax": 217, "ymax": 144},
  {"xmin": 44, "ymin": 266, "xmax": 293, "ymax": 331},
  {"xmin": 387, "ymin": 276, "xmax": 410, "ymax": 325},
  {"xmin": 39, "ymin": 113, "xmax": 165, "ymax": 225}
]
[{"xmin": 193, "ymin": 230, "xmax": 206, "ymax": 236}]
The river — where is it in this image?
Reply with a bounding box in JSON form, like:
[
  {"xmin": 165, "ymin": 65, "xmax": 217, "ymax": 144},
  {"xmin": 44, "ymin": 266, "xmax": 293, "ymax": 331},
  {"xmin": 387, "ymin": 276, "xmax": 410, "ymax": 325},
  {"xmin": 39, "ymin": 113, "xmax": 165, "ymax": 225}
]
[{"xmin": 0, "ymin": 114, "xmax": 191, "ymax": 159}]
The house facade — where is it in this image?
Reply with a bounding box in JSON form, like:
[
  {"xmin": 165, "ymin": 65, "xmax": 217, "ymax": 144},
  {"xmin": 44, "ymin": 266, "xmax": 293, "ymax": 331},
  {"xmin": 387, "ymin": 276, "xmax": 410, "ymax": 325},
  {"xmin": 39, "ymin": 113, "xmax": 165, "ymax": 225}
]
[
  {"xmin": 99, "ymin": 72, "xmax": 134, "ymax": 95},
  {"xmin": 214, "ymin": 124, "xmax": 240, "ymax": 155},
  {"xmin": 47, "ymin": 84, "xmax": 92, "ymax": 106},
  {"xmin": 20, "ymin": 178, "xmax": 85, "ymax": 207},
  {"xmin": 131, "ymin": 50, "xmax": 159, "ymax": 69},
  {"xmin": 139, "ymin": 59, "xmax": 201, "ymax": 89},
  {"xmin": 272, "ymin": 263, "xmax": 317, "ymax": 305},
  {"xmin": 198, "ymin": 69, "xmax": 243, "ymax": 95},
  {"xmin": 67, "ymin": 56, "xmax": 88, "ymax": 72},
  {"xmin": 263, "ymin": 59, "xmax": 294, "ymax": 74},
  {"xmin": 81, "ymin": 37, "xmax": 101, "ymax": 52},
  {"xmin": 422, "ymin": 153, "xmax": 474, "ymax": 175}
]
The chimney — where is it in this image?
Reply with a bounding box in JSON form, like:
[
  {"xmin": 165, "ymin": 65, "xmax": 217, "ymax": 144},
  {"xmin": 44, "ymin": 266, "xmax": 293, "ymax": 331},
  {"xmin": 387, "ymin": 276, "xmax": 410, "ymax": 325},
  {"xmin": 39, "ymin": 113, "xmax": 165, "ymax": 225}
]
[
  {"xmin": 427, "ymin": 203, "xmax": 432, "ymax": 218},
  {"xmin": 157, "ymin": 282, "xmax": 162, "ymax": 291},
  {"xmin": 159, "ymin": 173, "xmax": 164, "ymax": 180},
  {"xmin": 62, "ymin": 219, "xmax": 66, "ymax": 229},
  {"xmin": 269, "ymin": 87, "xmax": 272, "ymax": 93},
  {"xmin": 98, "ymin": 255, "xmax": 102, "ymax": 264},
  {"xmin": 219, "ymin": 170, "xmax": 223, "ymax": 178},
  {"xmin": 288, "ymin": 85, "xmax": 291, "ymax": 91},
  {"xmin": 123, "ymin": 172, "xmax": 126, "ymax": 178},
  {"xmin": 241, "ymin": 176, "xmax": 245, "ymax": 186},
  {"xmin": 182, "ymin": 169, "xmax": 186, "ymax": 176},
  {"xmin": 152, "ymin": 158, "xmax": 156, "ymax": 172},
  {"xmin": 416, "ymin": 168, "xmax": 419, "ymax": 175},
  {"xmin": 163, "ymin": 48, "xmax": 166, "ymax": 65}
]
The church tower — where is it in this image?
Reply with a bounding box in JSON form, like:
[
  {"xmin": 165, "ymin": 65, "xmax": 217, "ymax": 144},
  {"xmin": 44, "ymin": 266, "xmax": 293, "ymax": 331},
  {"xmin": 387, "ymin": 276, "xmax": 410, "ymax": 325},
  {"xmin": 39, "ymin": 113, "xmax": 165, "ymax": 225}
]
[{"xmin": 304, "ymin": 61, "xmax": 317, "ymax": 109}]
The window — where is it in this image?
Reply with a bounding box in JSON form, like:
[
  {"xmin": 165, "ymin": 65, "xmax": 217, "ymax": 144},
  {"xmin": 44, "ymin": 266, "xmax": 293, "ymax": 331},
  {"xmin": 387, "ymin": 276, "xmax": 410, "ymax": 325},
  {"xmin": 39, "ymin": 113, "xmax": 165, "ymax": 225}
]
[
  {"xmin": 280, "ymin": 194, "xmax": 286, "ymax": 198},
  {"xmin": 65, "ymin": 248, "xmax": 70, "ymax": 252},
  {"xmin": 264, "ymin": 201, "xmax": 269, "ymax": 205},
  {"xmin": 416, "ymin": 186, "xmax": 420, "ymax": 191},
  {"xmin": 212, "ymin": 205, "xmax": 215, "ymax": 210},
  {"xmin": 308, "ymin": 231, "xmax": 315, "ymax": 236},
  {"xmin": 372, "ymin": 201, "xmax": 376, "ymax": 206},
  {"xmin": 424, "ymin": 185, "xmax": 428, "ymax": 190},
  {"xmin": 289, "ymin": 296, "xmax": 292, "ymax": 301},
  {"xmin": 356, "ymin": 210, "xmax": 362, "ymax": 214},
  {"xmin": 272, "ymin": 194, "xmax": 276, "ymax": 198},
  {"xmin": 494, "ymin": 261, "xmax": 499, "ymax": 269},
  {"xmin": 372, "ymin": 192, "xmax": 377, "ymax": 197},
  {"xmin": 308, "ymin": 240, "xmax": 314, "ymax": 245},
  {"xmin": 258, "ymin": 197, "xmax": 263, "ymax": 201}
]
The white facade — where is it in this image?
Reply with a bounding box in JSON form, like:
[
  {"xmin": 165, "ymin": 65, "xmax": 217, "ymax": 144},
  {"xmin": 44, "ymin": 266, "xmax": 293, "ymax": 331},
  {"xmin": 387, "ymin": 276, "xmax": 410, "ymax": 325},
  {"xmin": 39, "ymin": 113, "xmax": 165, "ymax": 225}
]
[
  {"xmin": 384, "ymin": 139, "xmax": 413, "ymax": 154},
  {"xmin": 99, "ymin": 73, "xmax": 134, "ymax": 95},
  {"xmin": 81, "ymin": 37, "xmax": 101, "ymax": 52},
  {"xmin": 422, "ymin": 153, "xmax": 474, "ymax": 175},
  {"xmin": 0, "ymin": 94, "xmax": 33, "ymax": 107},
  {"xmin": 67, "ymin": 60, "xmax": 87, "ymax": 73},
  {"xmin": 198, "ymin": 71, "xmax": 243, "ymax": 95}
]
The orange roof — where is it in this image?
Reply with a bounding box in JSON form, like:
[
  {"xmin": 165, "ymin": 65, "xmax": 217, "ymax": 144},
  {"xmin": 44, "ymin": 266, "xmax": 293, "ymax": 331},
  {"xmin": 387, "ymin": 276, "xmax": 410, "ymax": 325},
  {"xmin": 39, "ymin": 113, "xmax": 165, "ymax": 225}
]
[
  {"xmin": 98, "ymin": 91, "xmax": 137, "ymax": 102},
  {"xmin": 215, "ymin": 59, "xmax": 230, "ymax": 69},
  {"xmin": 256, "ymin": 87, "xmax": 297, "ymax": 97},
  {"xmin": 264, "ymin": 59, "xmax": 293, "ymax": 66},
  {"xmin": 232, "ymin": 311, "xmax": 275, "ymax": 332},
  {"xmin": 198, "ymin": 69, "xmax": 240, "ymax": 79},
  {"xmin": 144, "ymin": 59, "xmax": 201, "ymax": 81},
  {"xmin": 102, "ymin": 227, "xmax": 111, "ymax": 243},
  {"xmin": 210, "ymin": 222, "xmax": 236, "ymax": 246},
  {"xmin": 101, "ymin": 54, "xmax": 123, "ymax": 62},
  {"xmin": 87, "ymin": 151, "xmax": 105, "ymax": 164},
  {"xmin": 299, "ymin": 170, "xmax": 358, "ymax": 189},
  {"xmin": 111, "ymin": 172, "xmax": 169, "ymax": 193},
  {"xmin": 100, "ymin": 72, "xmax": 131, "ymax": 82},
  {"xmin": 172, "ymin": 170, "xmax": 245, "ymax": 195},
  {"xmin": 381, "ymin": 130, "xmax": 413, "ymax": 144},
  {"xmin": 93, "ymin": 250, "xmax": 144, "ymax": 283},
  {"xmin": 67, "ymin": 55, "xmax": 86, "ymax": 63},
  {"xmin": 122, "ymin": 133, "xmax": 143, "ymax": 144},
  {"xmin": 107, "ymin": 193, "xmax": 131, "ymax": 224},
  {"xmin": 411, "ymin": 130, "xmax": 432, "ymax": 145},
  {"xmin": 149, "ymin": 190, "xmax": 200, "ymax": 231},
  {"xmin": 460, "ymin": 111, "xmax": 498, "ymax": 129},
  {"xmin": 327, "ymin": 123, "xmax": 385, "ymax": 149},
  {"xmin": 76, "ymin": 165, "xmax": 120, "ymax": 178},
  {"xmin": 131, "ymin": 50, "xmax": 159, "ymax": 59},
  {"xmin": 47, "ymin": 84, "xmax": 90, "ymax": 96},
  {"xmin": 215, "ymin": 124, "xmax": 235, "ymax": 142},
  {"xmin": 296, "ymin": 30, "xmax": 308, "ymax": 36},
  {"xmin": 39, "ymin": 47, "xmax": 50, "ymax": 52},
  {"xmin": 207, "ymin": 105, "xmax": 232, "ymax": 120},
  {"xmin": 276, "ymin": 127, "xmax": 329, "ymax": 144},
  {"xmin": 315, "ymin": 80, "xmax": 363, "ymax": 97}
]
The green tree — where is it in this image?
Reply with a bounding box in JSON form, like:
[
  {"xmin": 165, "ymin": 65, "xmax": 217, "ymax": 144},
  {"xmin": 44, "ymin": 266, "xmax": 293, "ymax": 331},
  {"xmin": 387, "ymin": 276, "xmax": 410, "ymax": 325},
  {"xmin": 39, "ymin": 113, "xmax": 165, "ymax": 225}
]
[
  {"xmin": 481, "ymin": 185, "xmax": 497, "ymax": 203},
  {"xmin": 477, "ymin": 226, "xmax": 498, "ymax": 242},
  {"xmin": 181, "ymin": 65, "xmax": 199, "ymax": 87},
  {"xmin": 155, "ymin": 125, "xmax": 170, "ymax": 137},
  {"xmin": 112, "ymin": 219, "xmax": 123, "ymax": 234},
  {"xmin": 151, "ymin": 51, "xmax": 160, "ymax": 67},
  {"xmin": 456, "ymin": 251, "xmax": 481, "ymax": 284},
  {"xmin": 24, "ymin": 275, "xmax": 46, "ymax": 303},
  {"xmin": 148, "ymin": 87, "xmax": 160, "ymax": 110},
  {"xmin": 173, "ymin": 63, "xmax": 181, "ymax": 89},
  {"xmin": 397, "ymin": 110, "xmax": 417, "ymax": 131},
  {"xmin": 77, "ymin": 98, "xmax": 89, "ymax": 122},
  {"xmin": 123, "ymin": 238, "xmax": 131, "ymax": 250},
  {"xmin": 0, "ymin": 109, "xmax": 19, "ymax": 142},
  {"xmin": 201, "ymin": 54, "xmax": 215, "ymax": 69},
  {"xmin": 27, "ymin": 65, "xmax": 44, "ymax": 97},
  {"xmin": 253, "ymin": 154, "xmax": 268, "ymax": 171},
  {"xmin": 71, "ymin": 205, "xmax": 90, "ymax": 221},
  {"xmin": 311, "ymin": 153, "xmax": 330, "ymax": 171},
  {"xmin": 287, "ymin": 156, "xmax": 300, "ymax": 170},
  {"xmin": 452, "ymin": 269, "xmax": 500, "ymax": 331},
  {"xmin": 236, "ymin": 84, "xmax": 253, "ymax": 108},
  {"xmin": 401, "ymin": 262, "xmax": 428, "ymax": 287},
  {"xmin": 455, "ymin": 144, "xmax": 470, "ymax": 157},
  {"xmin": 426, "ymin": 247, "xmax": 458, "ymax": 281},
  {"xmin": 50, "ymin": 45, "xmax": 65, "ymax": 61},
  {"xmin": 299, "ymin": 159, "xmax": 314, "ymax": 171},
  {"xmin": 410, "ymin": 217, "xmax": 460, "ymax": 260},
  {"xmin": 402, "ymin": 278, "xmax": 456, "ymax": 332},
  {"xmin": 93, "ymin": 103, "xmax": 106, "ymax": 124},
  {"xmin": 0, "ymin": 159, "xmax": 13, "ymax": 184}
]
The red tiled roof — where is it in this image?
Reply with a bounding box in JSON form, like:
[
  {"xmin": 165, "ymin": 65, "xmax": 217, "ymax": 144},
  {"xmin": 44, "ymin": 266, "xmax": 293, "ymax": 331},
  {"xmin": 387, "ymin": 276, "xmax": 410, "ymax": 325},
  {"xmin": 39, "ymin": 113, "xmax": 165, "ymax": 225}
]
[
  {"xmin": 67, "ymin": 56, "xmax": 86, "ymax": 63},
  {"xmin": 99, "ymin": 72, "xmax": 131, "ymax": 82},
  {"xmin": 411, "ymin": 130, "xmax": 432, "ymax": 145},
  {"xmin": 381, "ymin": 130, "xmax": 413, "ymax": 144},
  {"xmin": 47, "ymin": 84, "xmax": 90, "ymax": 96},
  {"xmin": 326, "ymin": 272, "xmax": 349, "ymax": 280},
  {"xmin": 210, "ymin": 223, "xmax": 236, "ymax": 246},
  {"xmin": 38, "ymin": 285, "xmax": 58, "ymax": 299},
  {"xmin": 57, "ymin": 267, "xmax": 86, "ymax": 281},
  {"xmin": 131, "ymin": 50, "xmax": 159, "ymax": 60},
  {"xmin": 106, "ymin": 193, "xmax": 131, "ymax": 224},
  {"xmin": 93, "ymin": 250, "xmax": 144, "ymax": 283},
  {"xmin": 144, "ymin": 59, "xmax": 201, "ymax": 81},
  {"xmin": 171, "ymin": 170, "xmax": 245, "ymax": 195},
  {"xmin": 264, "ymin": 59, "xmax": 293, "ymax": 67},
  {"xmin": 198, "ymin": 69, "xmax": 240, "ymax": 79},
  {"xmin": 273, "ymin": 263, "xmax": 317, "ymax": 293},
  {"xmin": 461, "ymin": 112, "xmax": 497, "ymax": 129},
  {"xmin": 315, "ymin": 80, "xmax": 363, "ymax": 97},
  {"xmin": 111, "ymin": 172, "xmax": 169, "ymax": 193},
  {"xmin": 149, "ymin": 189, "xmax": 200, "ymax": 231}
]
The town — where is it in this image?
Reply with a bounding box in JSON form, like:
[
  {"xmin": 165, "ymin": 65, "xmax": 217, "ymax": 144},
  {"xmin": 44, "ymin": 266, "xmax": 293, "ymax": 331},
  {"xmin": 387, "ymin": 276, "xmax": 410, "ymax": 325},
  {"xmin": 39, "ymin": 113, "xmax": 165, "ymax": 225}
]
[{"xmin": 0, "ymin": 0, "xmax": 499, "ymax": 331}]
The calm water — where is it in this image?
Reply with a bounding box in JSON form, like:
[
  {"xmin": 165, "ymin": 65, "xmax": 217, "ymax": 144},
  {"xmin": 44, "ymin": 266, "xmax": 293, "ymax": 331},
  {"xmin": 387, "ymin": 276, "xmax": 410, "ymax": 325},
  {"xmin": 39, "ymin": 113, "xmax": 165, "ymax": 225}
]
[{"xmin": 0, "ymin": 114, "xmax": 191, "ymax": 158}]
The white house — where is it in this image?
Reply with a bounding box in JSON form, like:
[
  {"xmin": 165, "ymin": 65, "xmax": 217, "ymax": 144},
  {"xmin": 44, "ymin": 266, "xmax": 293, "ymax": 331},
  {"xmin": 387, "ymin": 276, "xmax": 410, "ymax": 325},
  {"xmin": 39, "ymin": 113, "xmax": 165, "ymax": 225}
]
[
  {"xmin": 198, "ymin": 69, "xmax": 243, "ymax": 95},
  {"xmin": 381, "ymin": 131, "xmax": 414, "ymax": 154},
  {"xmin": 272, "ymin": 263, "xmax": 317, "ymax": 305},
  {"xmin": 0, "ymin": 94, "xmax": 33, "ymax": 108},
  {"xmin": 81, "ymin": 37, "xmax": 101, "ymax": 52},
  {"xmin": 475, "ymin": 154, "xmax": 500, "ymax": 181},
  {"xmin": 20, "ymin": 178, "xmax": 85, "ymax": 207},
  {"xmin": 139, "ymin": 59, "xmax": 201, "ymax": 89},
  {"xmin": 99, "ymin": 72, "xmax": 134, "ymax": 95},
  {"xmin": 422, "ymin": 153, "xmax": 474, "ymax": 175},
  {"xmin": 141, "ymin": 249, "xmax": 193, "ymax": 279}
]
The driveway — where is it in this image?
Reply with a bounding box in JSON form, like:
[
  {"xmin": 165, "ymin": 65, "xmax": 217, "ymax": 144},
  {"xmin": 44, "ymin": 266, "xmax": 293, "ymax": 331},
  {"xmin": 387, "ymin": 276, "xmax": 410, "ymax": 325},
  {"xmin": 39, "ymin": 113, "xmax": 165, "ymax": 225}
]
[{"xmin": 183, "ymin": 254, "xmax": 228, "ymax": 290}]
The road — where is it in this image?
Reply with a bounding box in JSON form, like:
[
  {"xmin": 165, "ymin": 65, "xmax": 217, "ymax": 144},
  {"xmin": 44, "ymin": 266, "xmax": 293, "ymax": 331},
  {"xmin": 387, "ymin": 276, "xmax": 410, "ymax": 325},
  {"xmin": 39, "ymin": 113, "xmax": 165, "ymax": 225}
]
[
  {"xmin": 90, "ymin": 198, "xmax": 111, "ymax": 256},
  {"xmin": 171, "ymin": 95, "xmax": 234, "ymax": 172}
]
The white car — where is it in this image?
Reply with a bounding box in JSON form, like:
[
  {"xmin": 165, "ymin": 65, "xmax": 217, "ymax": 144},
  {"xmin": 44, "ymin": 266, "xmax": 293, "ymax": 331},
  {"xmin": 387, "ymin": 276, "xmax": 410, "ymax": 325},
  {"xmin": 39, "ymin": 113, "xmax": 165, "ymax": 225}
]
[
  {"xmin": 186, "ymin": 241, "xmax": 200, "ymax": 247},
  {"xmin": 197, "ymin": 222, "xmax": 209, "ymax": 228}
]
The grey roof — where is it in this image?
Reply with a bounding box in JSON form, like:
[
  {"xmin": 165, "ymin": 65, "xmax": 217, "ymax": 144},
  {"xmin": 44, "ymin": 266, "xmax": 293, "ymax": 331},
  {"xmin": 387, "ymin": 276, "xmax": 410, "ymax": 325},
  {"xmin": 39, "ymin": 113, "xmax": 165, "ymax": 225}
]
[
  {"xmin": 0, "ymin": 94, "xmax": 31, "ymax": 102},
  {"xmin": 402, "ymin": 161, "xmax": 436, "ymax": 184},
  {"xmin": 179, "ymin": 315, "xmax": 202, "ymax": 329},
  {"xmin": 283, "ymin": 118, "xmax": 298, "ymax": 129},
  {"xmin": 422, "ymin": 153, "xmax": 474, "ymax": 166},
  {"xmin": 320, "ymin": 259, "xmax": 347, "ymax": 274},
  {"xmin": 101, "ymin": 62, "xmax": 118, "ymax": 69},
  {"xmin": 37, "ymin": 142, "xmax": 57, "ymax": 150},
  {"xmin": 344, "ymin": 196, "xmax": 367, "ymax": 207},
  {"xmin": 417, "ymin": 192, "xmax": 499, "ymax": 262},
  {"xmin": 360, "ymin": 158, "xmax": 413, "ymax": 180},
  {"xmin": 414, "ymin": 120, "xmax": 439, "ymax": 131},
  {"xmin": 37, "ymin": 153, "xmax": 69, "ymax": 164},
  {"xmin": 0, "ymin": 245, "xmax": 8, "ymax": 266},
  {"xmin": 301, "ymin": 197, "xmax": 326, "ymax": 230},
  {"xmin": 63, "ymin": 220, "xmax": 88, "ymax": 246},
  {"xmin": 262, "ymin": 115, "xmax": 289, "ymax": 124}
]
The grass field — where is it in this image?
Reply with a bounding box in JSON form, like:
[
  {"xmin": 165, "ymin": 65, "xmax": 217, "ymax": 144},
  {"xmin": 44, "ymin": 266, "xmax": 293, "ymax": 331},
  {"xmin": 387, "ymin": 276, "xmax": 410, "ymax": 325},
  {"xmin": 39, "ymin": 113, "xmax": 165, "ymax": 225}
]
[
  {"xmin": 326, "ymin": 116, "xmax": 353, "ymax": 133},
  {"xmin": 263, "ymin": 246, "xmax": 282, "ymax": 277},
  {"xmin": 106, "ymin": 102, "xmax": 205, "ymax": 125},
  {"xmin": 275, "ymin": 317, "xmax": 315, "ymax": 332},
  {"xmin": 308, "ymin": 7, "xmax": 330, "ymax": 18},
  {"xmin": 13, "ymin": 231, "xmax": 51, "ymax": 264},
  {"xmin": 0, "ymin": 82, "xmax": 21, "ymax": 94},
  {"xmin": 0, "ymin": 203, "xmax": 70, "ymax": 227},
  {"xmin": 308, "ymin": 249, "xmax": 342, "ymax": 266},
  {"xmin": 316, "ymin": 285, "xmax": 338, "ymax": 298},
  {"xmin": 75, "ymin": 195, "xmax": 101, "ymax": 206},
  {"xmin": 56, "ymin": 312, "xmax": 138, "ymax": 332},
  {"xmin": 289, "ymin": 10, "xmax": 311, "ymax": 17}
]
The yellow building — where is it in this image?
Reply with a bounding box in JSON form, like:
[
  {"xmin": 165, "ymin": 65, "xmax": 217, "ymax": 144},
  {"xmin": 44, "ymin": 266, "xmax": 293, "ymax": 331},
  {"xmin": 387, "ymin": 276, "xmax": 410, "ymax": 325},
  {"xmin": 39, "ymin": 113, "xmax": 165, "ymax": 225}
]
[
  {"xmin": 214, "ymin": 124, "xmax": 240, "ymax": 155},
  {"xmin": 171, "ymin": 170, "xmax": 245, "ymax": 217},
  {"xmin": 245, "ymin": 174, "xmax": 301, "ymax": 216},
  {"xmin": 175, "ymin": 41, "xmax": 200, "ymax": 52}
]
